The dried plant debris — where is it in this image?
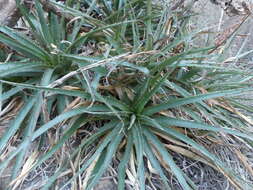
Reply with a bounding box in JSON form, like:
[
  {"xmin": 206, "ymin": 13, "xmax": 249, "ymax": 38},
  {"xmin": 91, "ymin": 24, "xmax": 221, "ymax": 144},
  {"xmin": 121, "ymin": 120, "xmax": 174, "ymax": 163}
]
[
  {"xmin": 210, "ymin": 0, "xmax": 252, "ymax": 15},
  {"xmin": 1, "ymin": 0, "xmax": 253, "ymax": 190}
]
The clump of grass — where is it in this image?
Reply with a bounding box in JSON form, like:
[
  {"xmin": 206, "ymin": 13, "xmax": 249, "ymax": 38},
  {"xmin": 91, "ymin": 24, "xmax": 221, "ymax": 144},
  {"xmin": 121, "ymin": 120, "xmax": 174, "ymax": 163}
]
[{"xmin": 0, "ymin": 0, "xmax": 253, "ymax": 189}]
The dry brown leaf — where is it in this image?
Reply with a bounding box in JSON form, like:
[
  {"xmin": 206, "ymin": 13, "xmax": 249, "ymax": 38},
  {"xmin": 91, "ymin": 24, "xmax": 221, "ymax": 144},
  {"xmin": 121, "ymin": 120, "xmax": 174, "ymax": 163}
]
[
  {"xmin": 220, "ymin": 101, "xmax": 253, "ymax": 126},
  {"xmin": 165, "ymin": 144, "xmax": 216, "ymax": 169},
  {"xmin": 128, "ymin": 150, "xmax": 138, "ymax": 189},
  {"xmin": 82, "ymin": 153, "xmax": 100, "ymax": 189},
  {"xmin": 10, "ymin": 151, "xmax": 39, "ymax": 189},
  {"xmin": 153, "ymin": 130, "xmax": 188, "ymax": 148},
  {"xmin": 62, "ymin": 86, "xmax": 82, "ymax": 90},
  {"xmin": 235, "ymin": 149, "xmax": 253, "ymax": 177},
  {"xmin": 115, "ymin": 86, "xmax": 124, "ymax": 99}
]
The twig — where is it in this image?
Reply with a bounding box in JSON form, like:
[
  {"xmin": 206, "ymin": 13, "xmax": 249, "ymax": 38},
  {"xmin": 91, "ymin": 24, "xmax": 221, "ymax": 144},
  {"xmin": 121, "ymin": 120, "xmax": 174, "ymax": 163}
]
[
  {"xmin": 47, "ymin": 51, "xmax": 158, "ymax": 88},
  {"xmin": 47, "ymin": 53, "xmax": 130, "ymax": 88}
]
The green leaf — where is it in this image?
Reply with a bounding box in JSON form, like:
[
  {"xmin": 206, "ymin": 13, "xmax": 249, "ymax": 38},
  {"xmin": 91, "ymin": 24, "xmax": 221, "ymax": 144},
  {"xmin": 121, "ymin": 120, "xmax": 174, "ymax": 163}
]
[
  {"xmin": 0, "ymin": 61, "xmax": 45, "ymax": 77},
  {"xmin": 153, "ymin": 116, "xmax": 253, "ymax": 141},
  {"xmin": 118, "ymin": 62, "xmax": 149, "ymax": 75},
  {"xmin": 150, "ymin": 53, "xmax": 182, "ymax": 74},
  {"xmin": 101, "ymin": 0, "xmax": 113, "ymax": 13},
  {"xmin": 0, "ymin": 96, "xmax": 36, "ymax": 152},
  {"xmin": 118, "ymin": 131, "xmax": 133, "ymax": 190},
  {"xmin": 62, "ymin": 53, "xmax": 100, "ymax": 63},
  {"xmin": 10, "ymin": 94, "xmax": 41, "ymax": 181},
  {"xmin": 135, "ymin": 65, "xmax": 176, "ymax": 114},
  {"xmin": 35, "ymin": 0, "xmax": 54, "ymax": 45},
  {"xmin": 93, "ymin": 91, "xmax": 123, "ymax": 121},
  {"xmin": 32, "ymin": 116, "xmax": 89, "ymax": 173},
  {"xmin": 42, "ymin": 120, "xmax": 118, "ymax": 190},
  {"xmin": 104, "ymin": 95, "xmax": 131, "ymax": 111},
  {"xmin": 133, "ymin": 124, "xmax": 145, "ymax": 190},
  {"xmin": 0, "ymin": 26, "xmax": 50, "ymax": 61},
  {"xmin": 87, "ymin": 131, "xmax": 123, "ymax": 190},
  {"xmin": 10, "ymin": 69, "xmax": 53, "ymax": 182},
  {"xmin": 49, "ymin": 13, "xmax": 62, "ymax": 44},
  {"xmin": 143, "ymin": 128, "xmax": 191, "ymax": 190},
  {"xmin": 115, "ymin": 0, "xmax": 127, "ymax": 9},
  {"xmin": 31, "ymin": 105, "xmax": 113, "ymax": 140},
  {"xmin": 143, "ymin": 137, "xmax": 171, "ymax": 190},
  {"xmin": 0, "ymin": 79, "xmax": 91, "ymax": 99},
  {"xmin": 0, "ymin": 86, "xmax": 24, "ymax": 102},
  {"xmin": 145, "ymin": 117, "xmax": 248, "ymax": 188},
  {"xmin": 61, "ymin": 125, "xmax": 121, "ymax": 189},
  {"xmin": 67, "ymin": 20, "xmax": 138, "ymax": 51},
  {"xmin": 144, "ymin": 87, "xmax": 253, "ymax": 115}
]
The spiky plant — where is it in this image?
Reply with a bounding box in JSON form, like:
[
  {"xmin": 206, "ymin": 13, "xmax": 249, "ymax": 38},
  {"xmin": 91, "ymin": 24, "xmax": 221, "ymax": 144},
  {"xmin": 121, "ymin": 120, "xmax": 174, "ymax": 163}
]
[{"xmin": 0, "ymin": 0, "xmax": 253, "ymax": 189}]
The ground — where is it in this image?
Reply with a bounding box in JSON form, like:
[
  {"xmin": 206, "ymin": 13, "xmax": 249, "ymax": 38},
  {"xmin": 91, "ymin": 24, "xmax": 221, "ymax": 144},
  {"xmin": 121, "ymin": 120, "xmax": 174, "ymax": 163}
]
[{"xmin": 0, "ymin": 0, "xmax": 253, "ymax": 189}]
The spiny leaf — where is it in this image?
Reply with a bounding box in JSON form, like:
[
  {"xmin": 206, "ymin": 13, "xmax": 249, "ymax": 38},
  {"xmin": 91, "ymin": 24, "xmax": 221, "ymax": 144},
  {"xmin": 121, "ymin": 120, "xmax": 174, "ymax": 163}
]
[{"xmin": 144, "ymin": 87, "xmax": 253, "ymax": 115}]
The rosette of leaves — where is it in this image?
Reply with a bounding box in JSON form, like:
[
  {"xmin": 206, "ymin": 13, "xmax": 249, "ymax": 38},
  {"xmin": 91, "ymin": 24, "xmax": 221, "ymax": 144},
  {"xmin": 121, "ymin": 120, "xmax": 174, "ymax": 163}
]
[{"xmin": 0, "ymin": 0, "xmax": 253, "ymax": 189}]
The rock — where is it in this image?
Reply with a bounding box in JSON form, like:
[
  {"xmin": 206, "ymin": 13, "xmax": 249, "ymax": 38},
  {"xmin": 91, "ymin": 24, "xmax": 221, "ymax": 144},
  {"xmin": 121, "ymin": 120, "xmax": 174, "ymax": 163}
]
[
  {"xmin": 210, "ymin": 0, "xmax": 252, "ymax": 16},
  {"xmin": 0, "ymin": 0, "xmax": 21, "ymax": 27}
]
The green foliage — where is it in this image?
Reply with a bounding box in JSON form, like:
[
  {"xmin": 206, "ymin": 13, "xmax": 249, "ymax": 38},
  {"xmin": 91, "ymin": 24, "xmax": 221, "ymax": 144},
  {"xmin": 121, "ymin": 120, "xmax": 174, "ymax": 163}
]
[{"xmin": 0, "ymin": 0, "xmax": 253, "ymax": 189}]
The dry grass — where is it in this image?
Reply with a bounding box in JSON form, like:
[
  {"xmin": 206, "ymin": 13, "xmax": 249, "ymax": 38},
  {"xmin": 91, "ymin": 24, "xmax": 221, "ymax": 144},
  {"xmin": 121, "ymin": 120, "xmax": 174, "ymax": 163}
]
[{"xmin": 1, "ymin": 0, "xmax": 253, "ymax": 189}]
